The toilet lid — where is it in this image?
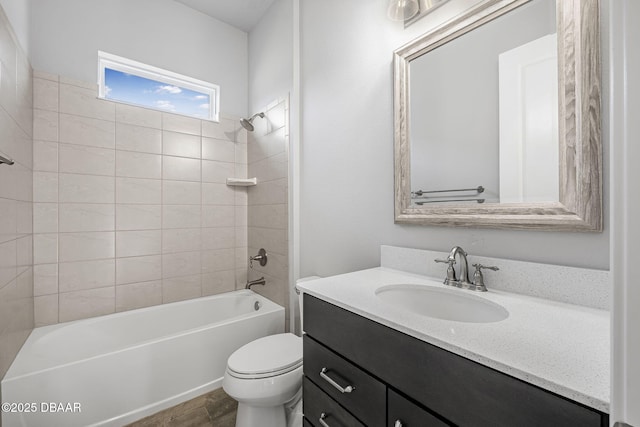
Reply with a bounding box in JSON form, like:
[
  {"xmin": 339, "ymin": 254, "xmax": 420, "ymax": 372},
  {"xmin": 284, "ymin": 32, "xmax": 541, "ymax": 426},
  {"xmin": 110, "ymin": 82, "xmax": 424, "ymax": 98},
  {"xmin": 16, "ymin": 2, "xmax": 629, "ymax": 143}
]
[{"xmin": 227, "ymin": 333, "xmax": 303, "ymax": 379}]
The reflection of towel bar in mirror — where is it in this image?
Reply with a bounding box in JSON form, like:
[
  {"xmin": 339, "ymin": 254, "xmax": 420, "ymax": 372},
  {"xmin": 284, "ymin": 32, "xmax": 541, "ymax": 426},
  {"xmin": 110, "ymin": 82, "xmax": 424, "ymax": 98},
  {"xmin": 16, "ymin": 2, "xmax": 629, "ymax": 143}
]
[
  {"xmin": 415, "ymin": 198, "xmax": 485, "ymax": 205},
  {"xmin": 0, "ymin": 155, "xmax": 14, "ymax": 166},
  {"xmin": 412, "ymin": 186, "xmax": 484, "ymax": 197}
]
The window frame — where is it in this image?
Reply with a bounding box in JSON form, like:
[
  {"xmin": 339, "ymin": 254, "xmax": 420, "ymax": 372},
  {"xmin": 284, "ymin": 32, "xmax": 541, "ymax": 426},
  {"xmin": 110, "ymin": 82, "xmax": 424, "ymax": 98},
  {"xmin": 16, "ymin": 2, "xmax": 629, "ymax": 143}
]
[{"xmin": 97, "ymin": 51, "xmax": 220, "ymax": 122}]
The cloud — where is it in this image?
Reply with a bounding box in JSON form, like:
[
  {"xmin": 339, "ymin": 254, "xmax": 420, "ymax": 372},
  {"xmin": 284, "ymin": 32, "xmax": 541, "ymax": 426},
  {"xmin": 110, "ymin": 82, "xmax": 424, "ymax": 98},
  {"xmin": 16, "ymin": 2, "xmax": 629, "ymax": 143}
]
[
  {"xmin": 194, "ymin": 95, "xmax": 208, "ymax": 100},
  {"xmin": 155, "ymin": 85, "xmax": 182, "ymax": 94},
  {"xmin": 199, "ymin": 103, "xmax": 210, "ymax": 110},
  {"xmin": 155, "ymin": 100, "xmax": 175, "ymax": 111},
  {"xmin": 105, "ymin": 85, "xmax": 112, "ymax": 96}
]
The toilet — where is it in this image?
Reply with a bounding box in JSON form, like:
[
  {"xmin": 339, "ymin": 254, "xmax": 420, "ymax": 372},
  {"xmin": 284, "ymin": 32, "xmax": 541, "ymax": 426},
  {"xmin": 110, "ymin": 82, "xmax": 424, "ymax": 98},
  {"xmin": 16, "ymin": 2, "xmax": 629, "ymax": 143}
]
[{"xmin": 223, "ymin": 277, "xmax": 318, "ymax": 427}]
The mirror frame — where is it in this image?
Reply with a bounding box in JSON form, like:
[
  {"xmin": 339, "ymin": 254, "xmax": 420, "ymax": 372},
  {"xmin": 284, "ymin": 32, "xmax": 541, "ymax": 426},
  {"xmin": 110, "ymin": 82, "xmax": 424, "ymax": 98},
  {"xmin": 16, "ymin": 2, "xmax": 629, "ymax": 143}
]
[{"xmin": 393, "ymin": 0, "xmax": 602, "ymax": 231}]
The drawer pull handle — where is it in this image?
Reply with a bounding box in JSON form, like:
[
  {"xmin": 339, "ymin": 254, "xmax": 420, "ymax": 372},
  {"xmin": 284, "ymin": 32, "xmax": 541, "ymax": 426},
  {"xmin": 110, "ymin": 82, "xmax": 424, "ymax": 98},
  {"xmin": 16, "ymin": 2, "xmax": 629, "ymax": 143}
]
[
  {"xmin": 320, "ymin": 367, "xmax": 354, "ymax": 393},
  {"xmin": 395, "ymin": 421, "xmax": 403, "ymax": 427},
  {"xmin": 319, "ymin": 412, "xmax": 331, "ymax": 427}
]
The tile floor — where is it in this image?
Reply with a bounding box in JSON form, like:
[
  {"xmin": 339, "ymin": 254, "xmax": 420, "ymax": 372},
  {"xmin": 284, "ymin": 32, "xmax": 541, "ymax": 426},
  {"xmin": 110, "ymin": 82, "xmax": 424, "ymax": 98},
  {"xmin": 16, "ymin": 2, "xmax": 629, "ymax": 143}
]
[{"xmin": 126, "ymin": 388, "xmax": 237, "ymax": 427}]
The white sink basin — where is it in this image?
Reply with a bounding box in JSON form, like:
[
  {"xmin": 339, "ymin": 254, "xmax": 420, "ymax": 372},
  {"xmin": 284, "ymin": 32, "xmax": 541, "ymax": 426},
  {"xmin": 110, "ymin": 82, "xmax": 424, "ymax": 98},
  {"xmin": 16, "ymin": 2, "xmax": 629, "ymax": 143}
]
[{"xmin": 375, "ymin": 284, "xmax": 509, "ymax": 323}]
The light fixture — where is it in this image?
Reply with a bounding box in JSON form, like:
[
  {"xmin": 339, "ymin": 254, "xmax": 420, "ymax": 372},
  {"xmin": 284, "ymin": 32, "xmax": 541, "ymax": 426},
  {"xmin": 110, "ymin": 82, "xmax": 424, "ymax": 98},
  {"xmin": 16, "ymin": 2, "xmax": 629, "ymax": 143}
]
[{"xmin": 387, "ymin": 0, "xmax": 420, "ymax": 21}]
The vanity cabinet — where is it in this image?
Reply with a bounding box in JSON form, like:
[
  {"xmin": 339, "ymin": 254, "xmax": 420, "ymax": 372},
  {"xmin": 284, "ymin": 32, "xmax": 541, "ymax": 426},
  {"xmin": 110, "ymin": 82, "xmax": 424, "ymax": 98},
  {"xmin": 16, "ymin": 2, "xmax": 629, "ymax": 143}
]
[{"xmin": 303, "ymin": 294, "xmax": 609, "ymax": 427}]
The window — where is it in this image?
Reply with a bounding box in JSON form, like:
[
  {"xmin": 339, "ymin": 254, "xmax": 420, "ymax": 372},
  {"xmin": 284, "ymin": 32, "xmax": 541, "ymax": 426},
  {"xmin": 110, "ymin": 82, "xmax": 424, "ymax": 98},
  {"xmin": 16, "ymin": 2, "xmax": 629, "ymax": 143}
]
[{"xmin": 98, "ymin": 51, "xmax": 219, "ymax": 121}]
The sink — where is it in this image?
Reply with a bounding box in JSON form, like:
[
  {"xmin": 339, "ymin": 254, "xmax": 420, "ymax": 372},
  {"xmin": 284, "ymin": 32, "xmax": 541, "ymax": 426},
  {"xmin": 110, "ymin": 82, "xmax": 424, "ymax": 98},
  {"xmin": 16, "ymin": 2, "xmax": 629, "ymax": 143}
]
[{"xmin": 375, "ymin": 284, "xmax": 509, "ymax": 323}]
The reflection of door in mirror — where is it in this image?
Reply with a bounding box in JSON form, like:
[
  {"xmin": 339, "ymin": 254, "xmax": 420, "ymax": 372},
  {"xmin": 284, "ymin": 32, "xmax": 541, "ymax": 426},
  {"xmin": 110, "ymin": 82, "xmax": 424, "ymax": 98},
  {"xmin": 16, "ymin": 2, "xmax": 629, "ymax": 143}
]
[
  {"xmin": 499, "ymin": 34, "xmax": 558, "ymax": 203},
  {"xmin": 409, "ymin": 0, "xmax": 556, "ymax": 206}
]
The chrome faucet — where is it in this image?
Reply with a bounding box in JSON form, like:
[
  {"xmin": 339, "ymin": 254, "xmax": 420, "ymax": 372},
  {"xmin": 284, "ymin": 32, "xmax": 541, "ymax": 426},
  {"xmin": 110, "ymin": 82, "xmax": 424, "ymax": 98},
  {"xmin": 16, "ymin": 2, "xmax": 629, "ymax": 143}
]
[
  {"xmin": 246, "ymin": 276, "xmax": 266, "ymax": 290},
  {"xmin": 435, "ymin": 246, "xmax": 498, "ymax": 292}
]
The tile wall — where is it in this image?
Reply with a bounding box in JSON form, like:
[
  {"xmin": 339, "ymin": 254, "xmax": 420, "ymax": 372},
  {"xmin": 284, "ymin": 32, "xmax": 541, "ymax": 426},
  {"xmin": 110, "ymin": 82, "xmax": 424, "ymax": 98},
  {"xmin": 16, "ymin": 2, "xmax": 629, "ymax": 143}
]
[
  {"xmin": 0, "ymin": 10, "xmax": 34, "ymax": 379},
  {"xmin": 32, "ymin": 73, "xmax": 249, "ymax": 326},
  {"xmin": 247, "ymin": 98, "xmax": 290, "ymax": 328}
]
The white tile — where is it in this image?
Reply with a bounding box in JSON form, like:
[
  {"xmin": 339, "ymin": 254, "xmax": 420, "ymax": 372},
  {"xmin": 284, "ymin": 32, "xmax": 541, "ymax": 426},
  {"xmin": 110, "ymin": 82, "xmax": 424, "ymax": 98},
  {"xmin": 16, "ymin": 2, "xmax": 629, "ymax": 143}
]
[
  {"xmin": 33, "ymin": 233, "xmax": 58, "ymax": 264},
  {"xmin": 33, "ymin": 140, "xmax": 58, "ymax": 172},
  {"xmin": 162, "ymin": 205, "xmax": 201, "ymax": 229},
  {"xmin": 202, "ymin": 137, "xmax": 235, "ymax": 162},
  {"xmin": 201, "ymin": 227, "xmax": 235, "ymax": 250},
  {"xmin": 0, "ymin": 198, "xmax": 16, "ymax": 243},
  {"xmin": 163, "ymin": 131, "xmax": 201, "ymax": 158},
  {"xmin": 202, "ymin": 118, "xmax": 235, "ymax": 141},
  {"xmin": 162, "ymin": 156, "xmax": 201, "ymax": 181},
  {"xmin": 34, "ymin": 263, "xmax": 58, "ymax": 296},
  {"xmin": 59, "ymin": 76, "xmax": 96, "ymax": 90},
  {"xmin": 162, "ymin": 180, "xmax": 201, "ymax": 205},
  {"xmin": 16, "ymin": 201, "xmax": 32, "ymax": 235},
  {"xmin": 162, "ymin": 251, "xmax": 201, "ymax": 279},
  {"xmin": 33, "ymin": 109, "xmax": 58, "ymax": 141},
  {"xmin": 116, "ymin": 151, "xmax": 161, "ymax": 179},
  {"xmin": 202, "ymin": 205, "xmax": 235, "ymax": 228},
  {"xmin": 59, "ymin": 232, "xmax": 115, "ymax": 262},
  {"xmin": 115, "ymin": 103, "xmax": 162, "ymax": 129},
  {"xmin": 247, "ymin": 178, "xmax": 287, "ymax": 205},
  {"xmin": 59, "ymin": 259, "xmax": 115, "ymax": 292},
  {"xmin": 116, "ymin": 230, "xmax": 162, "ymax": 257},
  {"xmin": 59, "ymin": 143, "xmax": 115, "ymax": 176},
  {"xmin": 33, "ymin": 203, "xmax": 58, "ymax": 233},
  {"xmin": 116, "ymin": 280, "xmax": 162, "ymax": 312},
  {"xmin": 162, "ymin": 113, "xmax": 201, "ymax": 135},
  {"xmin": 34, "ymin": 294, "xmax": 58, "ymax": 326},
  {"xmin": 202, "ymin": 270, "xmax": 236, "ymax": 296},
  {"xmin": 248, "ymin": 227, "xmax": 287, "ymax": 256},
  {"xmin": 0, "ymin": 239, "xmax": 16, "ymax": 288},
  {"xmin": 59, "ymin": 287, "xmax": 115, "ymax": 322},
  {"xmin": 59, "ymin": 173, "xmax": 114, "ymax": 203},
  {"xmin": 116, "ymin": 255, "xmax": 162, "ymax": 285},
  {"xmin": 59, "ymin": 113, "xmax": 115, "ymax": 148},
  {"xmin": 235, "ymin": 205, "xmax": 248, "ymax": 227},
  {"xmin": 235, "ymin": 226, "xmax": 247, "ymax": 248},
  {"xmin": 162, "ymin": 274, "xmax": 202, "ymax": 303},
  {"xmin": 202, "ymin": 160, "xmax": 235, "ymax": 183},
  {"xmin": 248, "ymin": 204, "xmax": 287, "ymax": 229},
  {"xmin": 115, "ymin": 177, "xmax": 161, "ymax": 204},
  {"xmin": 202, "ymin": 183, "xmax": 235, "ymax": 205},
  {"xmin": 16, "ymin": 235, "xmax": 33, "ymax": 272},
  {"xmin": 34, "ymin": 78, "xmax": 59, "ymax": 111},
  {"xmin": 201, "ymin": 248, "xmax": 236, "ymax": 274},
  {"xmin": 116, "ymin": 204, "xmax": 161, "ymax": 230},
  {"xmin": 59, "ymin": 83, "xmax": 115, "ymax": 121},
  {"xmin": 59, "ymin": 204, "xmax": 115, "ymax": 232},
  {"xmin": 162, "ymin": 228, "xmax": 201, "ymax": 254},
  {"xmin": 235, "ymin": 142, "xmax": 248, "ymax": 165},
  {"xmin": 116, "ymin": 123, "xmax": 162, "ymax": 154}
]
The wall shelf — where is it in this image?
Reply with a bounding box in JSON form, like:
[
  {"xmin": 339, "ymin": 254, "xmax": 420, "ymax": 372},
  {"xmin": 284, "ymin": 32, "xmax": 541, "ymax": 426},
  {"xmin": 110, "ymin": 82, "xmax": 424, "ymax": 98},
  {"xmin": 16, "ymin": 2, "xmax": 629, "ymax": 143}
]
[{"xmin": 226, "ymin": 177, "xmax": 257, "ymax": 187}]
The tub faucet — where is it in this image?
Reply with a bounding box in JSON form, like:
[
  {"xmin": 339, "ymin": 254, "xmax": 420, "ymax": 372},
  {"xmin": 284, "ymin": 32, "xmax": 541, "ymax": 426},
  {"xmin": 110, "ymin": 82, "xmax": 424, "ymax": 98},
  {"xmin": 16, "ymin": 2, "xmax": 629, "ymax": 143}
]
[
  {"xmin": 246, "ymin": 277, "xmax": 266, "ymax": 290},
  {"xmin": 435, "ymin": 246, "xmax": 497, "ymax": 292}
]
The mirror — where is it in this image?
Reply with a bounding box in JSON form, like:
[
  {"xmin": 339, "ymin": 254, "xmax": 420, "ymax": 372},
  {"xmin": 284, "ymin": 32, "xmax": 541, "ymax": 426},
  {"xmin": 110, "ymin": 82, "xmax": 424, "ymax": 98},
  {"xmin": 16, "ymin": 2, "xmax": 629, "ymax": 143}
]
[{"xmin": 393, "ymin": 0, "xmax": 602, "ymax": 231}]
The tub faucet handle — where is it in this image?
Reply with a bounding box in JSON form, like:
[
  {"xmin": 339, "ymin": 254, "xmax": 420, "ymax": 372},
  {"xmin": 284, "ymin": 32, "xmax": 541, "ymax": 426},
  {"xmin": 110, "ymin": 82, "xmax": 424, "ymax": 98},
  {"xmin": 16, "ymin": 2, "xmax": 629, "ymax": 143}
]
[{"xmin": 249, "ymin": 248, "xmax": 268, "ymax": 267}]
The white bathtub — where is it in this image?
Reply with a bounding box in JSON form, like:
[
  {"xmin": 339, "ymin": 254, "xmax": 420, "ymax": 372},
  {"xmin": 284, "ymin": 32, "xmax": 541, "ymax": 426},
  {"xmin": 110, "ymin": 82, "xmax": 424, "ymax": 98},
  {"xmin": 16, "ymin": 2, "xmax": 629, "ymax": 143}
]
[{"xmin": 1, "ymin": 290, "xmax": 284, "ymax": 427}]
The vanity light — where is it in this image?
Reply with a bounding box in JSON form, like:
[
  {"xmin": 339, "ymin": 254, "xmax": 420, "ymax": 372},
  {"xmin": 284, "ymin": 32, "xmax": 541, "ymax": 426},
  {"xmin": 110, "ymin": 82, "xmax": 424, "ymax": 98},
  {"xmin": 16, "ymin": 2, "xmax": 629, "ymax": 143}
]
[{"xmin": 387, "ymin": 0, "xmax": 419, "ymax": 21}]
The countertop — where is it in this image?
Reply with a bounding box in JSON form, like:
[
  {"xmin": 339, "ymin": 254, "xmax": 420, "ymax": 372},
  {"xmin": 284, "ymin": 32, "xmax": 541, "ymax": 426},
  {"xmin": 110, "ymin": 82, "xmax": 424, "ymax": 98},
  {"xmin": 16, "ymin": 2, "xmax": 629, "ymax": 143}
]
[{"xmin": 297, "ymin": 267, "xmax": 610, "ymax": 412}]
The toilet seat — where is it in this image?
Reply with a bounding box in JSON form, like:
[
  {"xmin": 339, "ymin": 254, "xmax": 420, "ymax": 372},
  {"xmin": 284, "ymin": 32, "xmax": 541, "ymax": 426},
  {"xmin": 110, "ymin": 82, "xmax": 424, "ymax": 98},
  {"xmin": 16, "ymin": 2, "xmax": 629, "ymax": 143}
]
[{"xmin": 227, "ymin": 333, "xmax": 302, "ymax": 379}]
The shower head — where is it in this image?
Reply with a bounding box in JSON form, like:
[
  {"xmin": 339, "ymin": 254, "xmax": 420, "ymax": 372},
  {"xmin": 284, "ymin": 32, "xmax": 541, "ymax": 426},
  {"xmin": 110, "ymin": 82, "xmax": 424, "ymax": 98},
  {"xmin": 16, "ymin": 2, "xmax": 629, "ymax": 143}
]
[{"xmin": 240, "ymin": 112, "xmax": 265, "ymax": 132}]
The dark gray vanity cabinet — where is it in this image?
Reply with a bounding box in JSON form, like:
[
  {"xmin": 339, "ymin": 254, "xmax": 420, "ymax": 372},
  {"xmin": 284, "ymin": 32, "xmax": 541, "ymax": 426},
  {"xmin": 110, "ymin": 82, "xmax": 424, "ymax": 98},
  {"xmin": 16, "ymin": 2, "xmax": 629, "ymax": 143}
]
[{"xmin": 303, "ymin": 294, "xmax": 609, "ymax": 427}]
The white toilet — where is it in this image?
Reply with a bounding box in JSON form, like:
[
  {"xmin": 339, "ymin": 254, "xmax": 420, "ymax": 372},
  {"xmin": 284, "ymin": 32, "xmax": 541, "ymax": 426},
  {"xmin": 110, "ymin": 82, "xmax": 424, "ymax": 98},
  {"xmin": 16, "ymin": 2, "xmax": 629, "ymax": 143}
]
[{"xmin": 223, "ymin": 277, "xmax": 317, "ymax": 427}]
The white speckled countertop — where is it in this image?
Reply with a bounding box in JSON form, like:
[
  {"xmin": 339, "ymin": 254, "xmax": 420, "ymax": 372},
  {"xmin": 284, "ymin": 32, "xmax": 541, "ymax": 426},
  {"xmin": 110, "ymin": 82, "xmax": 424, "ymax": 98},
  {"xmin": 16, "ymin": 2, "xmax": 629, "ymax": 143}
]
[{"xmin": 297, "ymin": 267, "xmax": 610, "ymax": 412}]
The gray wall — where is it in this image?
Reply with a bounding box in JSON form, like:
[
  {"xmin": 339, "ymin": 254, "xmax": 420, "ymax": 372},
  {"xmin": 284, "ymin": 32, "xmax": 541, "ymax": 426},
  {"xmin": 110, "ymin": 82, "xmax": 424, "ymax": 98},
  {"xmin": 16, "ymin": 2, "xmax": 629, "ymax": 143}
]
[
  {"xmin": 299, "ymin": 0, "xmax": 610, "ymax": 278},
  {"xmin": 29, "ymin": 0, "xmax": 248, "ymax": 117}
]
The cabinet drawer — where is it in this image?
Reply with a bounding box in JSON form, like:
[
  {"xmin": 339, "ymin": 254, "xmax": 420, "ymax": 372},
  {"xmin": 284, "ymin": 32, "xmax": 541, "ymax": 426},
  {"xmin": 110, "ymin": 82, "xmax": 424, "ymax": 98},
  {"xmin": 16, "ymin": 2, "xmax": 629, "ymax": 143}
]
[
  {"xmin": 388, "ymin": 388, "xmax": 450, "ymax": 427},
  {"xmin": 304, "ymin": 294, "xmax": 607, "ymax": 427},
  {"xmin": 304, "ymin": 377, "xmax": 365, "ymax": 427},
  {"xmin": 304, "ymin": 335, "xmax": 386, "ymax": 427}
]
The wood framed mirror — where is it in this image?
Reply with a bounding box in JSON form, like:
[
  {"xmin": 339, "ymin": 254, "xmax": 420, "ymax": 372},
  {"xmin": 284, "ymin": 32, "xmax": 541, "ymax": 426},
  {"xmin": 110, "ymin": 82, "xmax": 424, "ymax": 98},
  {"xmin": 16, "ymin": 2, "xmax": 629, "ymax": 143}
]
[{"xmin": 393, "ymin": 0, "xmax": 602, "ymax": 231}]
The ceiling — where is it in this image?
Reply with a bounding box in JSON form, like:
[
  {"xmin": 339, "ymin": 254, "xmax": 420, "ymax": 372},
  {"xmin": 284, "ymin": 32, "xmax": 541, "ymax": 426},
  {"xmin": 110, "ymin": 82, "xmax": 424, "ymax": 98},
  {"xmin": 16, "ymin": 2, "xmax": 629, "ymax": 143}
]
[{"xmin": 174, "ymin": 0, "xmax": 277, "ymax": 32}]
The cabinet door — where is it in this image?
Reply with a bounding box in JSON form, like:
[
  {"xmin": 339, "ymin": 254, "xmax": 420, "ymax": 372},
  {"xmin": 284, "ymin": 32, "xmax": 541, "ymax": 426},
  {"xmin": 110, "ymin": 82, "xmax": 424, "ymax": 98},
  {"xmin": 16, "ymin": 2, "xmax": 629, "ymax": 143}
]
[{"xmin": 388, "ymin": 389, "xmax": 450, "ymax": 427}]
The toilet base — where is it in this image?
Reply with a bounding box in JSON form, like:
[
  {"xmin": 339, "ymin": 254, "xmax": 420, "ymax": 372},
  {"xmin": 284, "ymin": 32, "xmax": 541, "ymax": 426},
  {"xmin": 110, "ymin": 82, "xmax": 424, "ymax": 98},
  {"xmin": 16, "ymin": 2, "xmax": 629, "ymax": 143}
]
[{"xmin": 235, "ymin": 402, "xmax": 286, "ymax": 427}]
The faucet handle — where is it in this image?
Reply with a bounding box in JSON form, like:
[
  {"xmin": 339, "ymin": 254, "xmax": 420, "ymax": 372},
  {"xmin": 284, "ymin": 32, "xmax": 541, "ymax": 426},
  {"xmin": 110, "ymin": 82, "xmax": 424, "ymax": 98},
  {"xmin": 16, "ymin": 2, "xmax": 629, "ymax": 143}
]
[
  {"xmin": 435, "ymin": 258, "xmax": 457, "ymax": 284},
  {"xmin": 472, "ymin": 263, "xmax": 499, "ymax": 272}
]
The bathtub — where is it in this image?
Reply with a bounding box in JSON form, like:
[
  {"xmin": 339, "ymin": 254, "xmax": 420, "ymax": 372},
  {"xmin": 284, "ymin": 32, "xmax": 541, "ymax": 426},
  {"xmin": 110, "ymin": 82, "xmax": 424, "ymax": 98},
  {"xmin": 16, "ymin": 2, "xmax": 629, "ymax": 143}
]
[{"xmin": 1, "ymin": 290, "xmax": 284, "ymax": 427}]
